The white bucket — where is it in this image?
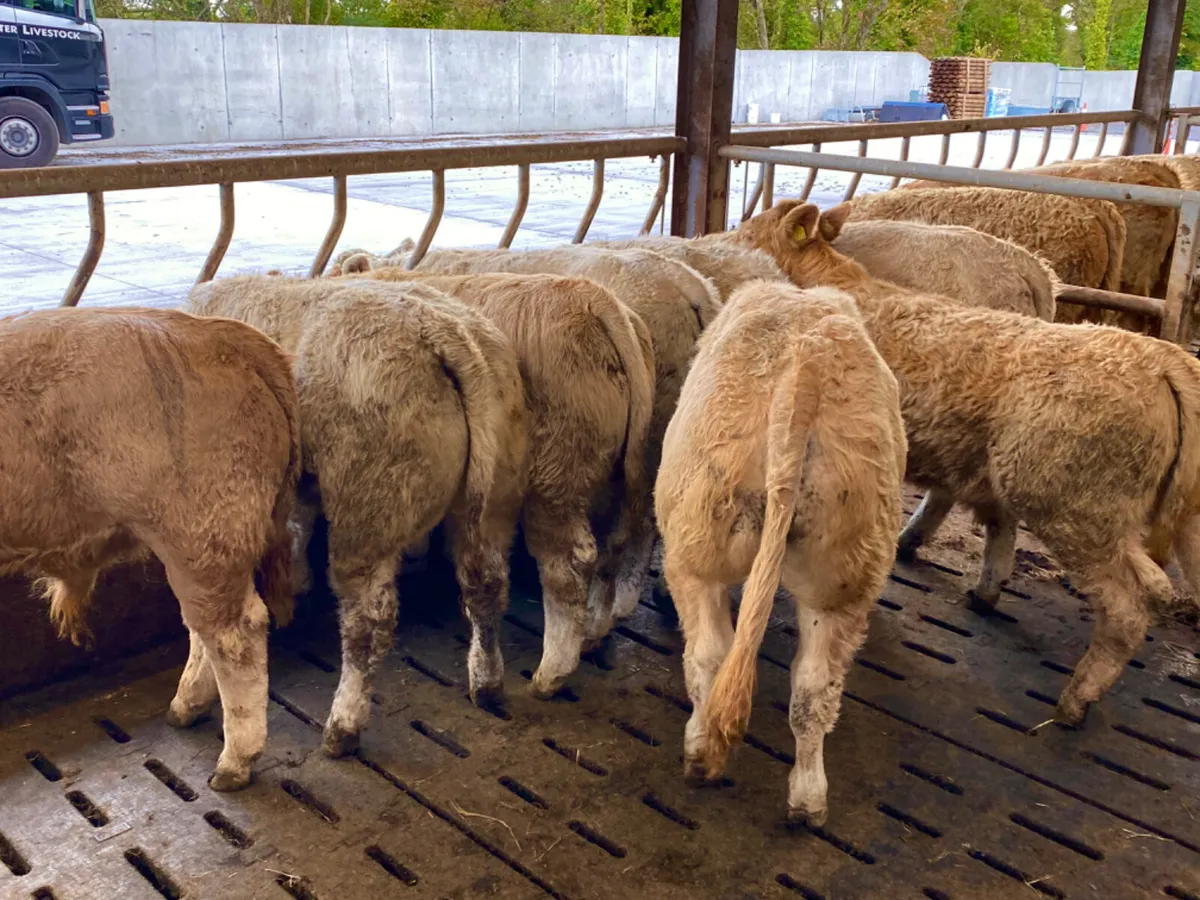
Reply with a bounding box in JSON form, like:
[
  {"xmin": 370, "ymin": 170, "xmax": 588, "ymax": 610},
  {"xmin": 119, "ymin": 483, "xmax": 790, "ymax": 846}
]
[{"xmin": 747, "ymin": 102, "xmax": 760, "ymax": 124}]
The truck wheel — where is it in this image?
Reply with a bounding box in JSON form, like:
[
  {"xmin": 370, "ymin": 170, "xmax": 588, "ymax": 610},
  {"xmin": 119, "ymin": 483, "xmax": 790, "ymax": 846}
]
[{"xmin": 0, "ymin": 97, "xmax": 60, "ymax": 169}]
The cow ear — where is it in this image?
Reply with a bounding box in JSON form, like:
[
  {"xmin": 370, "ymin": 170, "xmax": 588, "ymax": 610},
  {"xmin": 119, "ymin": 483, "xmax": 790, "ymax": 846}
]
[
  {"xmin": 819, "ymin": 203, "xmax": 853, "ymax": 241},
  {"xmin": 780, "ymin": 203, "xmax": 820, "ymax": 246}
]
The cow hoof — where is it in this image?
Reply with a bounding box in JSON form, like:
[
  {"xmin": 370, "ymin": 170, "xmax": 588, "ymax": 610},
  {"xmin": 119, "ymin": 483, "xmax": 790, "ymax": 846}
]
[
  {"xmin": 165, "ymin": 704, "xmax": 207, "ymax": 729},
  {"xmin": 471, "ymin": 684, "xmax": 508, "ymax": 717},
  {"xmin": 894, "ymin": 540, "xmax": 920, "ymax": 564},
  {"xmin": 208, "ymin": 769, "xmax": 251, "ymax": 793},
  {"xmin": 683, "ymin": 757, "xmax": 710, "ymax": 787},
  {"xmin": 581, "ymin": 635, "xmax": 616, "ymax": 670},
  {"xmin": 1055, "ymin": 698, "xmax": 1090, "ymax": 730},
  {"xmin": 786, "ymin": 806, "xmax": 828, "ymax": 829},
  {"xmin": 528, "ymin": 678, "xmax": 563, "ymax": 701},
  {"xmin": 322, "ymin": 727, "xmax": 360, "ymax": 758},
  {"xmin": 965, "ymin": 589, "xmax": 999, "ymax": 615}
]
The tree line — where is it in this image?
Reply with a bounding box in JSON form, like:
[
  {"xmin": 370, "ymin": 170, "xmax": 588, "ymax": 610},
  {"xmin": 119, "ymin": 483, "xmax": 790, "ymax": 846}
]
[{"xmin": 95, "ymin": 0, "xmax": 1200, "ymax": 70}]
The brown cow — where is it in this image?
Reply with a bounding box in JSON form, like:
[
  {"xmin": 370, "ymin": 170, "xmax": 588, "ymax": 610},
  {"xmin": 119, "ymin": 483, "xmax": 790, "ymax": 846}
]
[
  {"xmin": 657, "ymin": 278, "xmax": 905, "ymax": 825},
  {"xmin": 733, "ymin": 200, "xmax": 1200, "ymax": 726},
  {"xmin": 0, "ymin": 307, "xmax": 300, "ymax": 791},
  {"xmin": 187, "ymin": 277, "xmax": 529, "ymax": 753},
  {"xmin": 331, "ymin": 269, "xmax": 655, "ymax": 698},
  {"xmin": 847, "ymin": 186, "xmax": 1126, "ymax": 300},
  {"xmin": 344, "ymin": 250, "xmax": 683, "ymax": 634}
]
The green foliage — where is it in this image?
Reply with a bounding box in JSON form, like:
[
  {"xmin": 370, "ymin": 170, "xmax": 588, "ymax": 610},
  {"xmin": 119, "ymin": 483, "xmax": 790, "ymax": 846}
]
[
  {"xmin": 1083, "ymin": 0, "xmax": 1113, "ymax": 68},
  {"xmin": 93, "ymin": 0, "xmax": 1198, "ymax": 72}
]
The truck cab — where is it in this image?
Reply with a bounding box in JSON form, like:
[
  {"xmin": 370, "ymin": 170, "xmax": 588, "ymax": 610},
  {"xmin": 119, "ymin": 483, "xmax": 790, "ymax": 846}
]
[{"xmin": 0, "ymin": 0, "xmax": 113, "ymax": 167}]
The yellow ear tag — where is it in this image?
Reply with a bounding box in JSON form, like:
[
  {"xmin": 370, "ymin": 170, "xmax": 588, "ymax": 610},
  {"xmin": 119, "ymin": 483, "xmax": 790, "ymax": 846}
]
[{"xmin": 792, "ymin": 224, "xmax": 807, "ymax": 241}]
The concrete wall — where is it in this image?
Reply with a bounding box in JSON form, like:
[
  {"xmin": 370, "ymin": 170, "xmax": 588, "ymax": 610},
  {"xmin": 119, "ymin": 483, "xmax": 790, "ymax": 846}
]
[
  {"xmin": 99, "ymin": 20, "xmax": 927, "ymax": 146},
  {"xmin": 991, "ymin": 62, "xmax": 1200, "ymax": 113},
  {"xmin": 101, "ymin": 21, "xmax": 684, "ymax": 145},
  {"xmin": 731, "ymin": 49, "xmax": 928, "ymax": 123},
  {"xmin": 99, "ymin": 20, "xmax": 1200, "ymax": 147}
]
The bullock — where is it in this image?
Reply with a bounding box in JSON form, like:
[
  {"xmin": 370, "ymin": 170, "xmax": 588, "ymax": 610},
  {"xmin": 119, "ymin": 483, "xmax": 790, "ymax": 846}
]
[
  {"xmin": 846, "ymin": 186, "xmax": 1126, "ymax": 308},
  {"xmin": 732, "ymin": 200, "xmax": 1200, "ymax": 726},
  {"xmin": 657, "ymin": 279, "xmax": 905, "ymax": 825},
  {"xmin": 336, "ymin": 269, "xmax": 655, "ymax": 698},
  {"xmin": 187, "ymin": 277, "xmax": 529, "ymax": 753},
  {"xmin": 341, "ymin": 245, "xmax": 709, "ymax": 628},
  {"xmin": 0, "ymin": 307, "xmax": 300, "ymax": 791}
]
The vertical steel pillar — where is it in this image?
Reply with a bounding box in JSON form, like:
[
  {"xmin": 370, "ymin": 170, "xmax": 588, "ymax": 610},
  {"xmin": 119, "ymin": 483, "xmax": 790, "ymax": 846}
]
[
  {"xmin": 1126, "ymin": 0, "xmax": 1187, "ymax": 155},
  {"xmin": 670, "ymin": 0, "xmax": 739, "ymax": 237}
]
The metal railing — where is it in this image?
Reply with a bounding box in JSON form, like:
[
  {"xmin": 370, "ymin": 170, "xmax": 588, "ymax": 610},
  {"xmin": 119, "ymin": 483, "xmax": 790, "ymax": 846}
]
[
  {"xmin": 721, "ymin": 143, "xmax": 1200, "ymax": 345},
  {"xmin": 0, "ymin": 132, "xmax": 682, "ymax": 306},
  {"xmin": 1167, "ymin": 107, "xmax": 1200, "ymax": 153},
  {"xmin": 734, "ymin": 109, "xmax": 1142, "ymax": 217},
  {"xmin": 2, "ymin": 107, "xmax": 1195, "ymax": 312}
]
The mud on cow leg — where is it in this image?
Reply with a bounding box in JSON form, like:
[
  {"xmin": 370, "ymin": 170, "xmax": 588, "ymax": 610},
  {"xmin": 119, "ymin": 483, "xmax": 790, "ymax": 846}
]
[
  {"xmin": 324, "ymin": 556, "xmax": 400, "ymax": 758},
  {"xmin": 786, "ymin": 604, "xmax": 868, "ymax": 827},
  {"xmin": 447, "ymin": 515, "xmax": 511, "ymax": 711},
  {"xmin": 525, "ymin": 508, "xmax": 598, "ymax": 700},
  {"xmin": 612, "ymin": 517, "xmax": 657, "ymax": 621}
]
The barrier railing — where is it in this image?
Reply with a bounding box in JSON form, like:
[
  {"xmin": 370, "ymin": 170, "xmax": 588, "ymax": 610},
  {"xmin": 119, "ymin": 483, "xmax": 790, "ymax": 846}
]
[
  {"xmin": 1167, "ymin": 107, "xmax": 1200, "ymax": 154},
  {"xmin": 0, "ymin": 132, "xmax": 682, "ymax": 306},
  {"xmin": 733, "ymin": 109, "xmax": 1141, "ymax": 215},
  {"xmin": 1, "ymin": 108, "xmax": 1193, "ymax": 311},
  {"xmin": 720, "ymin": 144, "xmax": 1200, "ymax": 345}
]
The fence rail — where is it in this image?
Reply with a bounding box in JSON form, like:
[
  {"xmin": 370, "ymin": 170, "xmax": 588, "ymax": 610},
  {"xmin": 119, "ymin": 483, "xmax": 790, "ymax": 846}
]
[
  {"xmin": 0, "ymin": 131, "xmax": 683, "ymax": 305},
  {"xmin": 3, "ymin": 108, "xmax": 1197, "ymax": 313}
]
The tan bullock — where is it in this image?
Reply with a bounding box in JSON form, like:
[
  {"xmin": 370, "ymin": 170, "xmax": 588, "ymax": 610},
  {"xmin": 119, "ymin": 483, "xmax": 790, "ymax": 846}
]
[
  {"xmin": 188, "ymin": 277, "xmax": 529, "ymax": 752},
  {"xmin": 657, "ymin": 274, "xmax": 905, "ymax": 825},
  {"xmin": 342, "ymin": 268, "xmax": 655, "ymax": 697},
  {"xmin": 0, "ymin": 307, "xmax": 300, "ymax": 791},
  {"xmin": 733, "ymin": 200, "xmax": 1200, "ymax": 727},
  {"xmin": 342, "ymin": 245, "xmax": 712, "ymax": 629}
]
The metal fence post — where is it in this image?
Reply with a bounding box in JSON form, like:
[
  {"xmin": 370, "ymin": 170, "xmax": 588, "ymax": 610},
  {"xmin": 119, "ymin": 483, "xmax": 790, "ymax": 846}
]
[
  {"xmin": 1162, "ymin": 196, "xmax": 1200, "ymax": 345},
  {"xmin": 1127, "ymin": 0, "xmax": 1187, "ymax": 155},
  {"xmin": 61, "ymin": 191, "xmax": 105, "ymax": 307},
  {"xmin": 196, "ymin": 182, "xmax": 235, "ymax": 285},
  {"xmin": 670, "ymin": 0, "xmax": 739, "ymax": 237},
  {"xmin": 310, "ymin": 174, "xmax": 347, "ymax": 278}
]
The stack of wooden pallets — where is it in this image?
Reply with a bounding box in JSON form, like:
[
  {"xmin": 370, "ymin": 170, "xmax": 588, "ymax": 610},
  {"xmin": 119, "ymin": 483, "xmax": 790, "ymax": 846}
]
[{"xmin": 928, "ymin": 57, "xmax": 991, "ymax": 119}]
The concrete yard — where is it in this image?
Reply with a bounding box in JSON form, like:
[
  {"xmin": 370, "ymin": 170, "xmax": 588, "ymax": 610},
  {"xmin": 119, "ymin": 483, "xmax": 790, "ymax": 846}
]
[{"xmin": 4, "ymin": 126, "xmax": 1196, "ymax": 317}]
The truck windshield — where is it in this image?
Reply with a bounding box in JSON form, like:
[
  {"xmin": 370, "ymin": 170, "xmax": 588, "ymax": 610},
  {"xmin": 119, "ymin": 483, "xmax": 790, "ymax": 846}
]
[{"xmin": 4, "ymin": 0, "xmax": 86, "ymax": 19}]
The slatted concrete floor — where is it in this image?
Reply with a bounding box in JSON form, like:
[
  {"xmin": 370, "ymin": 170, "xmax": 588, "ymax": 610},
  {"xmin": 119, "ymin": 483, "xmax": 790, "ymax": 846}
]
[{"xmin": 1, "ymin": 495, "xmax": 1198, "ymax": 900}]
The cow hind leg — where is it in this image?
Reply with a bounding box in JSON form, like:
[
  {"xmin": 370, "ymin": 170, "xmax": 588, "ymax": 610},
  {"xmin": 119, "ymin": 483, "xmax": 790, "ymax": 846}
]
[
  {"xmin": 967, "ymin": 507, "xmax": 1018, "ymax": 612},
  {"xmin": 664, "ymin": 557, "xmax": 733, "ymax": 784},
  {"xmin": 176, "ymin": 581, "xmax": 270, "ymax": 792},
  {"xmin": 526, "ymin": 506, "xmax": 598, "ymax": 699},
  {"xmin": 786, "ymin": 602, "xmax": 869, "ymax": 827},
  {"xmin": 896, "ymin": 490, "xmax": 954, "ymax": 562},
  {"xmin": 289, "ymin": 495, "xmax": 321, "ymax": 596},
  {"xmin": 1055, "ymin": 543, "xmax": 1164, "ymax": 726},
  {"xmin": 324, "ymin": 556, "xmax": 400, "ymax": 757},
  {"xmin": 612, "ymin": 514, "xmax": 657, "ymax": 621},
  {"xmin": 447, "ymin": 513, "xmax": 511, "ymax": 711},
  {"xmin": 166, "ymin": 629, "xmax": 219, "ymax": 728},
  {"xmin": 1171, "ymin": 514, "xmax": 1200, "ymax": 603}
]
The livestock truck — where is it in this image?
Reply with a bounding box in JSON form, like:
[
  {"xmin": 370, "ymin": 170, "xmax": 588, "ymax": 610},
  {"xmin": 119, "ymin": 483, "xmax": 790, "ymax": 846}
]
[{"xmin": 0, "ymin": 0, "xmax": 113, "ymax": 167}]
